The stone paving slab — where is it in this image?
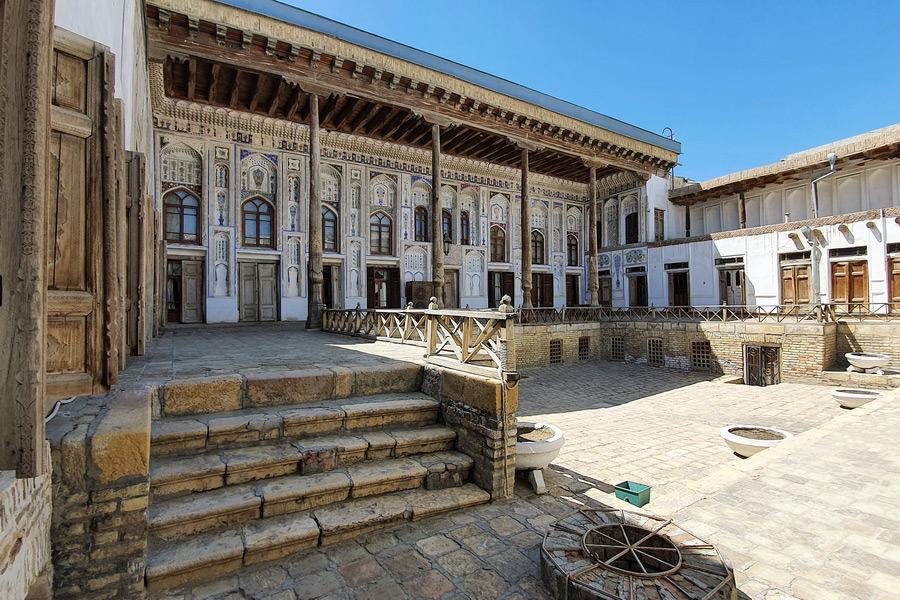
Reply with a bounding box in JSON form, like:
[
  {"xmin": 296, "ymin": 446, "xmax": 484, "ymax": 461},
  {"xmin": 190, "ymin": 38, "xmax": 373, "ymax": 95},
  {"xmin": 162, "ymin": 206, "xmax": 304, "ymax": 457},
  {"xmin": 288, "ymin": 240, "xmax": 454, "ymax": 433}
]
[{"xmin": 144, "ymin": 351, "xmax": 900, "ymax": 600}]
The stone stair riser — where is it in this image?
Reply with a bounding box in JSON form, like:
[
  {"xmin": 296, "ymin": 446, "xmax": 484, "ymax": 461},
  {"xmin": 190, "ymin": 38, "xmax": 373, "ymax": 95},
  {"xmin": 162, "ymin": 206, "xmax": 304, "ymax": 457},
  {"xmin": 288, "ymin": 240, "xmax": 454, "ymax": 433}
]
[{"xmin": 150, "ymin": 430, "xmax": 457, "ymax": 501}]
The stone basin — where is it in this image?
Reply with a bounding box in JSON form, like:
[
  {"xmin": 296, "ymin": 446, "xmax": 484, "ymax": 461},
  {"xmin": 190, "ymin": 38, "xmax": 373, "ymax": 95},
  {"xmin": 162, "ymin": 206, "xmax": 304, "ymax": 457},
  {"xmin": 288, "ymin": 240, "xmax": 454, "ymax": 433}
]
[
  {"xmin": 720, "ymin": 425, "xmax": 792, "ymax": 458},
  {"xmin": 516, "ymin": 422, "xmax": 565, "ymax": 471},
  {"xmin": 845, "ymin": 352, "xmax": 891, "ymax": 371},
  {"xmin": 831, "ymin": 387, "xmax": 883, "ymax": 409}
]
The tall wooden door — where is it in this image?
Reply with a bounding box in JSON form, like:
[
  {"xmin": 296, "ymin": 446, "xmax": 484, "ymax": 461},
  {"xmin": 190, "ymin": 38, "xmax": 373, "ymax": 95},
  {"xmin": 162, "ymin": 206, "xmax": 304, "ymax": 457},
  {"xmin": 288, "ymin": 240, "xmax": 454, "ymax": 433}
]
[
  {"xmin": 239, "ymin": 262, "xmax": 278, "ymax": 321},
  {"xmin": 630, "ymin": 275, "xmax": 648, "ymax": 307},
  {"xmin": 45, "ymin": 31, "xmax": 122, "ymax": 401},
  {"xmin": 367, "ymin": 267, "xmax": 400, "ymax": 308},
  {"xmin": 668, "ymin": 272, "xmax": 690, "ymax": 306},
  {"xmin": 181, "ymin": 260, "xmax": 204, "ymax": 323},
  {"xmin": 258, "ymin": 263, "xmax": 278, "ymax": 321},
  {"xmin": 443, "ymin": 270, "xmax": 459, "ymax": 309},
  {"xmin": 832, "ymin": 260, "xmax": 868, "ymax": 312},
  {"xmin": 890, "ymin": 258, "xmax": 900, "ymax": 311},
  {"xmin": 533, "ymin": 273, "xmax": 553, "ymax": 307},
  {"xmin": 566, "ymin": 274, "xmax": 579, "ymax": 306},
  {"xmin": 781, "ymin": 264, "xmax": 810, "ymax": 306},
  {"xmin": 488, "ymin": 272, "xmax": 514, "ymax": 308}
]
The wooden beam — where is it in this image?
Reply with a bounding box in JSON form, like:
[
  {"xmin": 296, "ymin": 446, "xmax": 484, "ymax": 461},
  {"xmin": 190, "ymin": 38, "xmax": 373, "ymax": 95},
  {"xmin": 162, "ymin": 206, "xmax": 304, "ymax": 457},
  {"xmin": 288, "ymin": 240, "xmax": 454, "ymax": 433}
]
[
  {"xmin": 284, "ymin": 85, "xmax": 303, "ymax": 120},
  {"xmin": 455, "ymin": 131, "xmax": 490, "ymax": 154},
  {"xmin": 388, "ymin": 114, "xmax": 420, "ymax": 141},
  {"xmin": 331, "ymin": 96, "xmax": 359, "ymax": 130},
  {"xmin": 470, "ymin": 136, "xmax": 508, "ymax": 159},
  {"xmin": 247, "ymin": 73, "xmax": 264, "ymax": 112},
  {"xmin": 186, "ymin": 58, "xmax": 196, "ymax": 100},
  {"xmin": 229, "ymin": 69, "xmax": 241, "ymax": 108},
  {"xmin": 438, "ymin": 125, "xmax": 471, "ymax": 148},
  {"xmin": 399, "ymin": 121, "xmax": 427, "ymax": 144},
  {"xmin": 443, "ymin": 128, "xmax": 480, "ymax": 153},
  {"xmin": 208, "ymin": 63, "xmax": 220, "ymax": 103},
  {"xmin": 355, "ymin": 103, "xmax": 388, "ymax": 134},
  {"xmin": 375, "ymin": 108, "xmax": 406, "ymax": 137},
  {"xmin": 267, "ymin": 77, "xmax": 286, "ymax": 116},
  {"xmin": 407, "ymin": 124, "xmax": 433, "ymax": 146},
  {"xmin": 318, "ymin": 93, "xmax": 340, "ymax": 125}
]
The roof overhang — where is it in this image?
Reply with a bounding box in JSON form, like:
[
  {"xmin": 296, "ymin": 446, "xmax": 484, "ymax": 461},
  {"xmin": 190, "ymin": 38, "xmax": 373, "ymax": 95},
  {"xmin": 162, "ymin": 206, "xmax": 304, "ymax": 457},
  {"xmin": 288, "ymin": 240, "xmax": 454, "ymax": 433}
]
[{"xmin": 146, "ymin": 0, "xmax": 679, "ymax": 185}]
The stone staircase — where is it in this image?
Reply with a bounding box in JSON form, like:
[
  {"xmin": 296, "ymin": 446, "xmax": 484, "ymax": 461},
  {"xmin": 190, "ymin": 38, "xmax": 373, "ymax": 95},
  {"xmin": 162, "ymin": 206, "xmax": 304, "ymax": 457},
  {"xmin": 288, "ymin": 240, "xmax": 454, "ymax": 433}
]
[{"xmin": 143, "ymin": 366, "xmax": 491, "ymax": 593}]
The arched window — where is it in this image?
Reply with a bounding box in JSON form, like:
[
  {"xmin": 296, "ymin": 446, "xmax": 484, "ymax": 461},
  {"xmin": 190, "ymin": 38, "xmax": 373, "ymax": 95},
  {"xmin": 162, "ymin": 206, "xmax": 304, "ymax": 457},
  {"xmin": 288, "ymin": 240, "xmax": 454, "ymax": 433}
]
[
  {"xmin": 414, "ymin": 206, "xmax": 429, "ymax": 242},
  {"xmin": 242, "ymin": 198, "xmax": 274, "ymax": 247},
  {"xmin": 567, "ymin": 234, "xmax": 579, "ymax": 266},
  {"xmin": 369, "ymin": 212, "xmax": 392, "ymax": 255},
  {"xmin": 490, "ymin": 226, "xmax": 505, "ymax": 262},
  {"xmin": 442, "ymin": 209, "xmax": 453, "ymax": 245},
  {"xmin": 323, "ymin": 206, "xmax": 339, "ymax": 252},
  {"xmin": 164, "ymin": 190, "xmax": 200, "ymax": 244},
  {"xmin": 460, "ymin": 211, "xmax": 470, "ymax": 246},
  {"xmin": 531, "ymin": 231, "xmax": 545, "ymax": 265}
]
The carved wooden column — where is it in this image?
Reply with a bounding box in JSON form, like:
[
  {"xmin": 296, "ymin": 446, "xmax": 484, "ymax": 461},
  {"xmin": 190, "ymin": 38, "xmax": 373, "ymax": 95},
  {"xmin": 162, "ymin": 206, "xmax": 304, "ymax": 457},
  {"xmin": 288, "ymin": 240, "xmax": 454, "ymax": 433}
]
[
  {"xmin": 307, "ymin": 93, "xmax": 325, "ymax": 329},
  {"xmin": 431, "ymin": 123, "xmax": 445, "ymax": 308},
  {"xmin": 520, "ymin": 148, "xmax": 533, "ymax": 308},
  {"xmin": 0, "ymin": 0, "xmax": 54, "ymax": 477},
  {"xmin": 588, "ymin": 166, "xmax": 600, "ymax": 307}
]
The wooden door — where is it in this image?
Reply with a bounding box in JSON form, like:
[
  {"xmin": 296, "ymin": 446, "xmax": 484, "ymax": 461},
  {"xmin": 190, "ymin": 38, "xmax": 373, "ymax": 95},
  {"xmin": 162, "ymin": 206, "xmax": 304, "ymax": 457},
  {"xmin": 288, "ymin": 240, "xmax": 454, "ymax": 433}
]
[
  {"xmin": 368, "ymin": 267, "xmax": 400, "ymax": 308},
  {"xmin": 781, "ymin": 264, "xmax": 810, "ymax": 306},
  {"xmin": 538, "ymin": 273, "xmax": 553, "ymax": 307},
  {"xmin": 258, "ymin": 263, "xmax": 278, "ymax": 321},
  {"xmin": 239, "ymin": 262, "xmax": 258, "ymax": 321},
  {"xmin": 443, "ymin": 270, "xmax": 459, "ymax": 308},
  {"xmin": 501, "ymin": 272, "xmax": 515, "ymax": 304},
  {"xmin": 630, "ymin": 275, "xmax": 648, "ymax": 307},
  {"xmin": 669, "ymin": 272, "xmax": 689, "ymax": 306},
  {"xmin": 599, "ymin": 278, "xmax": 612, "ymax": 307},
  {"xmin": 181, "ymin": 260, "xmax": 204, "ymax": 323},
  {"xmin": 125, "ymin": 152, "xmax": 147, "ymax": 355},
  {"xmin": 890, "ymin": 258, "xmax": 900, "ymax": 311},
  {"xmin": 45, "ymin": 31, "xmax": 122, "ymax": 400},
  {"xmin": 566, "ymin": 274, "xmax": 579, "ymax": 306},
  {"xmin": 719, "ymin": 269, "xmax": 745, "ymax": 306},
  {"xmin": 832, "ymin": 260, "xmax": 868, "ymax": 312}
]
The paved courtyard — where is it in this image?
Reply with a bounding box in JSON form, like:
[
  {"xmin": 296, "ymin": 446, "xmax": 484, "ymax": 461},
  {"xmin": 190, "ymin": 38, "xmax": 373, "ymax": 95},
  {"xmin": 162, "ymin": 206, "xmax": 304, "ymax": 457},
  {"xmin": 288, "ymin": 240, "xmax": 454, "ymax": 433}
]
[{"xmin": 144, "ymin": 329, "xmax": 900, "ymax": 599}]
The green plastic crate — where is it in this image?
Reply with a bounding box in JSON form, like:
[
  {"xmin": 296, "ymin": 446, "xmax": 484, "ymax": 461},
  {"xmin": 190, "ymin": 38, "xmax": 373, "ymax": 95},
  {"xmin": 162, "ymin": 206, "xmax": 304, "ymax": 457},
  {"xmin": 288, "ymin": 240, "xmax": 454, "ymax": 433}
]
[{"xmin": 614, "ymin": 481, "xmax": 651, "ymax": 507}]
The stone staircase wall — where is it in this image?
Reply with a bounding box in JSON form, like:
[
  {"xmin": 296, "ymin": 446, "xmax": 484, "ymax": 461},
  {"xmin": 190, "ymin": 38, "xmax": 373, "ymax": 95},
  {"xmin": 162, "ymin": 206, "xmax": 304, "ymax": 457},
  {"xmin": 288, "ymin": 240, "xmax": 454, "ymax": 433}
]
[{"xmin": 47, "ymin": 360, "xmax": 516, "ymax": 599}]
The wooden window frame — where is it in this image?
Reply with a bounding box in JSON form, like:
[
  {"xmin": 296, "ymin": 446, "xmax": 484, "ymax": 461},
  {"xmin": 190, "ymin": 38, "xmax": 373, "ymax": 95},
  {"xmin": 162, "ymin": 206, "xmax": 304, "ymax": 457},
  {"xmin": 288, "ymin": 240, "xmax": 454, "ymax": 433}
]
[
  {"xmin": 164, "ymin": 189, "xmax": 201, "ymax": 244},
  {"xmin": 490, "ymin": 225, "xmax": 506, "ymax": 262},
  {"xmin": 414, "ymin": 206, "xmax": 429, "ymax": 242},
  {"xmin": 567, "ymin": 233, "xmax": 579, "ymax": 266},
  {"xmin": 460, "ymin": 210, "xmax": 470, "ymax": 246},
  {"xmin": 241, "ymin": 197, "xmax": 274, "ymax": 248},
  {"xmin": 531, "ymin": 230, "xmax": 545, "ymax": 265},
  {"xmin": 323, "ymin": 205, "xmax": 339, "ymax": 253},
  {"xmin": 369, "ymin": 211, "xmax": 392, "ymax": 255},
  {"xmin": 442, "ymin": 208, "xmax": 453, "ymax": 244}
]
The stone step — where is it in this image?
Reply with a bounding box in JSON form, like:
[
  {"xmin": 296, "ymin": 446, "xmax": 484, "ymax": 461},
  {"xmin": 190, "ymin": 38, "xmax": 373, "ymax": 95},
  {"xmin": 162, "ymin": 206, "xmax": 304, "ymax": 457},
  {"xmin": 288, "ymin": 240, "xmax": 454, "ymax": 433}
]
[
  {"xmin": 148, "ymin": 451, "xmax": 474, "ymax": 542},
  {"xmin": 158, "ymin": 363, "xmax": 423, "ymax": 417},
  {"xmin": 150, "ymin": 393, "xmax": 440, "ymax": 457},
  {"xmin": 145, "ymin": 483, "xmax": 490, "ymax": 594},
  {"xmin": 150, "ymin": 426, "xmax": 457, "ymax": 500}
]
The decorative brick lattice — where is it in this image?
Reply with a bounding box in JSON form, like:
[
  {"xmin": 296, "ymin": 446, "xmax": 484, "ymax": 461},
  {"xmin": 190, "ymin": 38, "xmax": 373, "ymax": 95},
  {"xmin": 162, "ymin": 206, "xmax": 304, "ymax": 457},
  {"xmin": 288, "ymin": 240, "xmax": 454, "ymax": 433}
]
[
  {"xmin": 610, "ymin": 337, "xmax": 625, "ymax": 362},
  {"xmin": 648, "ymin": 338, "xmax": 664, "ymax": 367},
  {"xmin": 550, "ymin": 339, "xmax": 562, "ymax": 364},
  {"xmin": 691, "ymin": 340, "xmax": 712, "ymax": 371},
  {"xmin": 578, "ymin": 337, "xmax": 590, "ymax": 361}
]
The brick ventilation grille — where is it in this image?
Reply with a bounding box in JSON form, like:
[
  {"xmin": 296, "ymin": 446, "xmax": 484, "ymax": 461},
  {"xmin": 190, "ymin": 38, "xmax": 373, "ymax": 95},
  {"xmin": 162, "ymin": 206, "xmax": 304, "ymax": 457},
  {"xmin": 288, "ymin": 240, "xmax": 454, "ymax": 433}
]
[
  {"xmin": 610, "ymin": 337, "xmax": 625, "ymax": 361},
  {"xmin": 691, "ymin": 340, "xmax": 712, "ymax": 370},
  {"xmin": 550, "ymin": 339, "xmax": 562, "ymax": 364},
  {"xmin": 578, "ymin": 337, "xmax": 590, "ymax": 361},
  {"xmin": 647, "ymin": 338, "xmax": 664, "ymax": 367}
]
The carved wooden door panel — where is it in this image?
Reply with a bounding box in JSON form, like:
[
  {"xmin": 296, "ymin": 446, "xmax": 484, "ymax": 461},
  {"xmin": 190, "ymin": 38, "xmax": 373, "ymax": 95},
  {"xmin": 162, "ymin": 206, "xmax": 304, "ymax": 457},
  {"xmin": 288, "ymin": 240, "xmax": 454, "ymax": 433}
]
[
  {"xmin": 781, "ymin": 264, "xmax": 810, "ymax": 307},
  {"xmin": 125, "ymin": 151, "xmax": 147, "ymax": 355},
  {"xmin": 239, "ymin": 262, "xmax": 258, "ymax": 322},
  {"xmin": 45, "ymin": 32, "xmax": 121, "ymax": 401},
  {"xmin": 832, "ymin": 260, "xmax": 868, "ymax": 312},
  {"xmin": 258, "ymin": 263, "xmax": 278, "ymax": 321},
  {"xmin": 181, "ymin": 260, "xmax": 204, "ymax": 323}
]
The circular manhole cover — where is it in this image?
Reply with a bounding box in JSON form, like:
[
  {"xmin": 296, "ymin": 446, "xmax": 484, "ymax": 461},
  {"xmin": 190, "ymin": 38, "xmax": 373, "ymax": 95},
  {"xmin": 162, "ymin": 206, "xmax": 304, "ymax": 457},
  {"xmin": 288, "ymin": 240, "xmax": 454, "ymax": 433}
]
[{"xmin": 541, "ymin": 508, "xmax": 737, "ymax": 599}]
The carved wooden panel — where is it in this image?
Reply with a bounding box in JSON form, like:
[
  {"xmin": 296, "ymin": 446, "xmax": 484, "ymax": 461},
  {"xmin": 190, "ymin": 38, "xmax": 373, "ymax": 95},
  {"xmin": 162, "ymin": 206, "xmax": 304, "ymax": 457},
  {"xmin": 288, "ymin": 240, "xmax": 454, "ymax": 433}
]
[
  {"xmin": 258, "ymin": 262, "xmax": 278, "ymax": 321},
  {"xmin": 47, "ymin": 131, "xmax": 88, "ymax": 290},
  {"xmin": 52, "ymin": 51, "xmax": 87, "ymax": 112}
]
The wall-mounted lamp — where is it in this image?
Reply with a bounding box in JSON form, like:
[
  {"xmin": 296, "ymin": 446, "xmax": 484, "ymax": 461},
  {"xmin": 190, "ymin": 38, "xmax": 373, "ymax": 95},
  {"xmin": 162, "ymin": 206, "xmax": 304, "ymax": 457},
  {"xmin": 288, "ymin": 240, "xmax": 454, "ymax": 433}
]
[{"xmin": 443, "ymin": 232, "xmax": 451, "ymax": 255}]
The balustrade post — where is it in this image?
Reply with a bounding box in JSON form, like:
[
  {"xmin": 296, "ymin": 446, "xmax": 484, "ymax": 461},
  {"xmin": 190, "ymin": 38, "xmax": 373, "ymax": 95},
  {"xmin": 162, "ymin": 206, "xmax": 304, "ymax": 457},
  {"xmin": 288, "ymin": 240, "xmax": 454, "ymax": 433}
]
[{"xmin": 354, "ymin": 302, "xmax": 361, "ymax": 334}]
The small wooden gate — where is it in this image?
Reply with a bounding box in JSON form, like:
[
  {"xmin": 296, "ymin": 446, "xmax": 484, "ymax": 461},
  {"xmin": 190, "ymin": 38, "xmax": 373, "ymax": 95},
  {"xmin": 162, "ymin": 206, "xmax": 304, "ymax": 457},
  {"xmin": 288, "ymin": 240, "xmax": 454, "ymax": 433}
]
[{"xmin": 745, "ymin": 345, "xmax": 780, "ymax": 387}]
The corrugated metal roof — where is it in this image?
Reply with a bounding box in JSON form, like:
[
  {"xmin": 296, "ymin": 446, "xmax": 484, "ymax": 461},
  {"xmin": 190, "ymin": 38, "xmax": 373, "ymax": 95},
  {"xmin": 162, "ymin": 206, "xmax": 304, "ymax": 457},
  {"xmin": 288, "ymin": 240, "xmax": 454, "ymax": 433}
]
[{"xmin": 215, "ymin": 0, "xmax": 681, "ymax": 154}]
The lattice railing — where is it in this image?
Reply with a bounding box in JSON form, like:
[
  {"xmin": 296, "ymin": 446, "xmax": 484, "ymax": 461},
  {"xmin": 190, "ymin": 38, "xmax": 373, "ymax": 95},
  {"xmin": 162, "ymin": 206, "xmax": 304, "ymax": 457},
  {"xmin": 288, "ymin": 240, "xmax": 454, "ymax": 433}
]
[
  {"xmin": 517, "ymin": 303, "xmax": 900, "ymax": 325},
  {"xmin": 323, "ymin": 306, "xmax": 516, "ymax": 375}
]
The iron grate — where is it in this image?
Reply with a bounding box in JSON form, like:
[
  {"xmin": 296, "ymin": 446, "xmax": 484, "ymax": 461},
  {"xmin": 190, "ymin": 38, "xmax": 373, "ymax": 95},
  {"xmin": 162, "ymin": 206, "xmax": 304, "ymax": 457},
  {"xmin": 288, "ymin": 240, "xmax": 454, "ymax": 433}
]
[
  {"xmin": 578, "ymin": 336, "xmax": 590, "ymax": 361},
  {"xmin": 610, "ymin": 336, "xmax": 625, "ymax": 361},
  {"xmin": 648, "ymin": 338, "xmax": 664, "ymax": 367},
  {"xmin": 549, "ymin": 339, "xmax": 562, "ymax": 364},
  {"xmin": 691, "ymin": 340, "xmax": 712, "ymax": 371}
]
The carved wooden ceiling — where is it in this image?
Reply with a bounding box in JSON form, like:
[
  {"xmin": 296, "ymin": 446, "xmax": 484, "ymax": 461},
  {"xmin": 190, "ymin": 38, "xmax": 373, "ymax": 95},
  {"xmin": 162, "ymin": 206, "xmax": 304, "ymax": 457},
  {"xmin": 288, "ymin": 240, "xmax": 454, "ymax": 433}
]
[{"xmin": 147, "ymin": 5, "xmax": 677, "ymax": 185}]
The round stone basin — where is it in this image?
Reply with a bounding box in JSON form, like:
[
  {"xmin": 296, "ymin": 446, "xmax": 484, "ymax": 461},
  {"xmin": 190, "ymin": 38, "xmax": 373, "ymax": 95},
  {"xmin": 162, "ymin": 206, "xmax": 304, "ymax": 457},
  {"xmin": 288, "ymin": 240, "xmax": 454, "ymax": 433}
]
[
  {"xmin": 721, "ymin": 425, "xmax": 792, "ymax": 458},
  {"xmin": 516, "ymin": 422, "xmax": 565, "ymax": 471},
  {"xmin": 845, "ymin": 352, "xmax": 891, "ymax": 370},
  {"xmin": 832, "ymin": 387, "xmax": 883, "ymax": 409}
]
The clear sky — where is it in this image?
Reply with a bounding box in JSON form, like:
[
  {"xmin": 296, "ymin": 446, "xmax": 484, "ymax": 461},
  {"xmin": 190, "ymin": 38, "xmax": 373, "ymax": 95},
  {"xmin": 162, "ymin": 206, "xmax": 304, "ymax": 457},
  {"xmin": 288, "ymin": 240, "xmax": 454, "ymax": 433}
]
[{"xmin": 281, "ymin": 0, "xmax": 899, "ymax": 182}]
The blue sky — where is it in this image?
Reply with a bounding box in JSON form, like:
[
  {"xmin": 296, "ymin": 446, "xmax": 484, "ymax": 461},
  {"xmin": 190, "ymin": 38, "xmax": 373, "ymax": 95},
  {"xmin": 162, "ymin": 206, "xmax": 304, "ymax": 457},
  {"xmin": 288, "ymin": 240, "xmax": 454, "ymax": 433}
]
[{"xmin": 283, "ymin": 0, "xmax": 900, "ymax": 181}]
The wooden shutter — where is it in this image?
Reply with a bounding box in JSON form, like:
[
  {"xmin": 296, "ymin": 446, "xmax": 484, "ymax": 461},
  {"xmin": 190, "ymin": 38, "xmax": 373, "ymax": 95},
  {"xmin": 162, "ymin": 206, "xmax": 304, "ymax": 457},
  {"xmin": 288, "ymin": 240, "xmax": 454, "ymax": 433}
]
[
  {"xmin": 540, "ymin": 274, "xmax": 553, "ymax": 307},
  {"xmin": 258, "ymin": 263, "xmax": 278, "ymax": 321},
  {"xmin": 781, "ymin": 264, "xmax": 810, "ymax": 306},
  {"xmin": 501, "ymin": 272, "xmax": 515, "ymax": 302},
  {"xmin": 125, "ymin": 151, "xmax": 147, "ymax": 355},
  {"xmin": 366, "ymin": 266, "xmax": 376, "ymax": 308},
  {"xmin": 388, "ymin": 268, "xmax": 402, "ymax": 308},
  {"xmin": 45, "ymin": 31, "xmax": 122, "ymax": 401},
  {"xmin": 832, "ymin": 260, "xmax": 868, "ymax": 309},
  {"xmin": 890, "ymin": 258, "xmax": 900, "ymax": 311}
]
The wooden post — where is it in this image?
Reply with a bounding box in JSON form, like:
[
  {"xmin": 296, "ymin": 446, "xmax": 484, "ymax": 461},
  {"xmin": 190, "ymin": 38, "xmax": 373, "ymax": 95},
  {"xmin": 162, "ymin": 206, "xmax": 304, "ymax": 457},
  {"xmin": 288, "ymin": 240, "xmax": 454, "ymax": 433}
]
[
  {"xmin": 0, "ymin": 0, "xmax": 54, "ymax": 477},
  {"xmin": 307, "ymin": 93, "xmax": 325, "ymax": 329},
  {"xmin": 521, "ymin": 148, "xmax": 533, "ymax": 308},
  {"xmin": 739, "ymin": 192, "xmax": 747, "ymax": 229},
  {"xmin": 684, "ymin": 205, "xmax": 691, "ymax": 238},
  {"xmin": 431, "ymin": 124, "xmax": 445, "ymax": 308},
  {"xmin": 588, "ymin": 166, "xmax": 600, "ymax": 307}
]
